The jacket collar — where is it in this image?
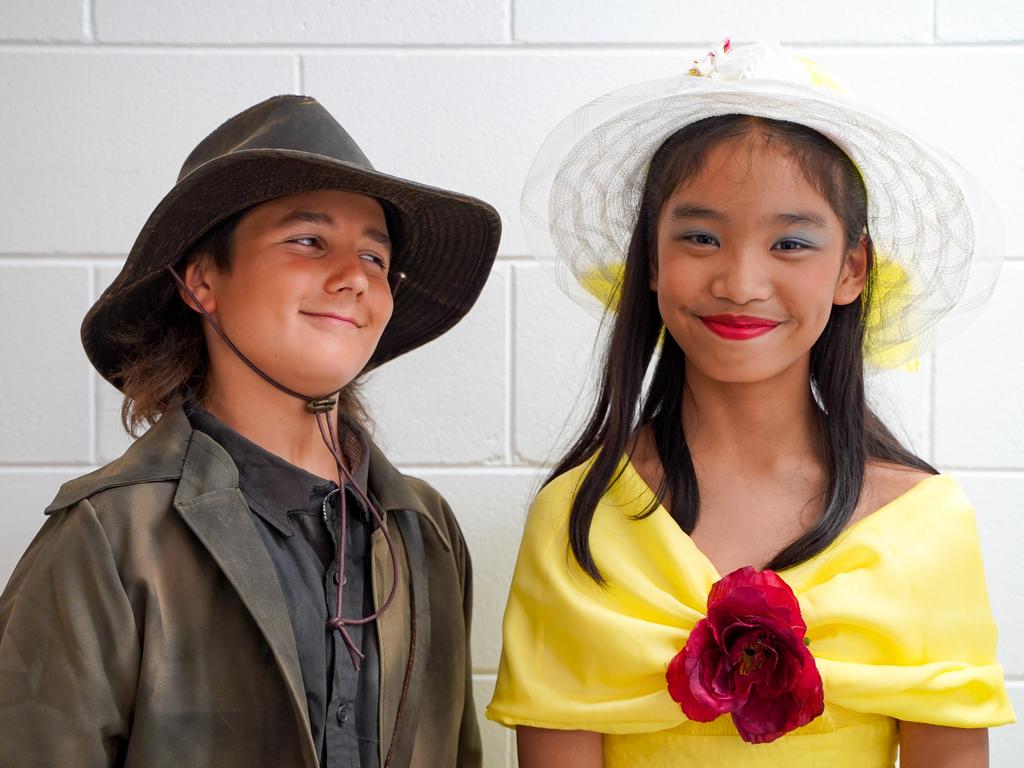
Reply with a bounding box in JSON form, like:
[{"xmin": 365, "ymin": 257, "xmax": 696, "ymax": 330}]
[
  {"xmin": 365, "ymin": 440, "xmax": 452, "ymax": 552},
  {"xmin": 46, "ymin": 407, "xmax": 196, "ymax": 514}
]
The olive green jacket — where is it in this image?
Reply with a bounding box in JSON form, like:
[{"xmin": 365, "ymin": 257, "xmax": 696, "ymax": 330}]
[{"xmin": 0, "ymin": 408, "xmax": 481, "ymax": 767}]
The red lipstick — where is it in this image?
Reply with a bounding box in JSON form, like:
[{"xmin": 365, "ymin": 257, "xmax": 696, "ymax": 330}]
[{"xmin": 700, "ymin": 314, "xmax": 780, "ymax": 340}]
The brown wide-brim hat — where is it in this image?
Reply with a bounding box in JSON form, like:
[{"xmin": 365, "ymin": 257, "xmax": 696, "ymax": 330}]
[{"xmin": 83, "ymin": 94, "xmax": 502, "ymax": 389}]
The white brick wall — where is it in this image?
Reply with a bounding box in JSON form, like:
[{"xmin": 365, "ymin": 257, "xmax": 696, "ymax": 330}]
[
  {"xmin": 514, "ymin": 1, "xmax": 936, "ymax": 43},
  {"xmin": 1, "ymin": 3, "xmax": 1021, "ymax": 765}
]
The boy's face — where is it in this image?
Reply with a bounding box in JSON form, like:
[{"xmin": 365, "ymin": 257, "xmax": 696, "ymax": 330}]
[{"xmin": 186, "ymin": 189, "xmax": 395, "ymax": 397}]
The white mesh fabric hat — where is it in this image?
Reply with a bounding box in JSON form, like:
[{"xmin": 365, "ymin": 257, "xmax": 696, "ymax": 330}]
[{"xmin": 521, "ymin": 40, "xmax": 1004, "ymax": 368}]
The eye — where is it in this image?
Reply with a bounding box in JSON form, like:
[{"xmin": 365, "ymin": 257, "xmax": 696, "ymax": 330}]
[
  {"xmin": 680, "ymin": 232, "xmax": 719, "ymax": 247},
  {"xmin": 360, "ymin": 252, "xmax": 389, "ymax": 271},
  {"xmin": 774, "ymin": 238, "xmax": 812, "ymax": 252},
  {"xmin": 289, "ymin": 235, "xmax": 323, "ymax": 249}
]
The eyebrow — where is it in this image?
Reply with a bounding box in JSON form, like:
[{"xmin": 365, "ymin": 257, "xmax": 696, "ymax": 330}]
[
  {"xmin": 669, "ymin": 204, "xmax": 727, "ymax": 222},
  {"xmin": 362, "ymin": 227, "xmax": 392, "ymax": 249},
  {"xmin": 275, "ymin": 209, "xmax": 392, "ymax": 250},
  {"xmin": 774, "ymin": 211, "xmax": 828, "ymax": 229},
  {"xmin": 275, "ymin": 210, "xmax": 335, "ymax": 228}
]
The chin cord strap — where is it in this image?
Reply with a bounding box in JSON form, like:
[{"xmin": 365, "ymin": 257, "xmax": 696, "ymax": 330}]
[{"xmin": 167, "ymin": 265, "xmax": 407, "ymax": 671}]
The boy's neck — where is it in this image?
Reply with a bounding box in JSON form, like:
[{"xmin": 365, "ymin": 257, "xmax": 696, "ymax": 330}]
[{"xmin": 202, "ymin": 375, "xmax": 346, "ymax": 483}]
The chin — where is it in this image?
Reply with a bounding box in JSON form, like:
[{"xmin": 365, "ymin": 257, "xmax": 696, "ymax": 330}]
[
  {"xmin": 678, "ymin": 343, "xmax": 791, "ymax": 384},
  {"xmin": 270, "ymin": 359, "xmax": 368, "ymax": 397},
  {"xmin": 307, "ymin": 369, "xmax": 366, "ymax": 394},
  {"xmin": 711, "ymin": 367, "xmax": 787, "ymax": 384}
]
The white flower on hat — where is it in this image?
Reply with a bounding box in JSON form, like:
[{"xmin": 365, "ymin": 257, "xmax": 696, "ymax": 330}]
[{"xmin": 688, "ymin": 39, "xmax": 816, "ymax": 87}]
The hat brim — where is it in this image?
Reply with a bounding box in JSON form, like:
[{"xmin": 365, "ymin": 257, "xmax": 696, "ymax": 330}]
[
  {"xmin": 523, "ymin": 76, "xmax": 1003, "ymax": 367},
  {"xmin": 84, "ymin": 149, "xmax": 501, "ymax": 388}
]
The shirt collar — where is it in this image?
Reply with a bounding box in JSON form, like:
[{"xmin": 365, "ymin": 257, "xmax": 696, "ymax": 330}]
[{"xmin": 186, "ymin": 405, "xmax": 372, "ymax": 536}]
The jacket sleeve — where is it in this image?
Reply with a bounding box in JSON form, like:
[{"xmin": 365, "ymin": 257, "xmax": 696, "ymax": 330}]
[
  {"xmin": 0, "ymin": 499, "xmax": 141, "ymax": 767},
  {"xmin": 450, "ymin": 505, "xmax": 483, "ymax": 768}
]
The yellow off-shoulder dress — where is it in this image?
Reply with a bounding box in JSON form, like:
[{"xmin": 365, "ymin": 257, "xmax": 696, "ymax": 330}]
[{"xmin": 487, "ymin": 457, "xmax": 1015, "ymax": 767}]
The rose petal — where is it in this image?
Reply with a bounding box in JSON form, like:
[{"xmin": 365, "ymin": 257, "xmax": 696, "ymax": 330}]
[
  {"xmin": 666, "ymin": 621, "xmax": 724, "ymax": 722},
  {"xmin": 733, "ymin": 691, "xmax": 801, "ymax": 744}
]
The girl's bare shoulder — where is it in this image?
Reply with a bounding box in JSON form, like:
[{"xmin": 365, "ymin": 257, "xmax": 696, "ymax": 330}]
[{"xmin": 856, "ymin": 460, "xmax": 934, "ymax": 523}]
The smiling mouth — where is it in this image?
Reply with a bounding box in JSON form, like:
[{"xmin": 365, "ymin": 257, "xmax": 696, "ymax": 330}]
[
  {"xmin": 300, "ymin": 311, "xmax": 362, "ymax": 328},
  {"xmin": 700, "ymin": 314, "xmax": 780, "ymax": 340}
]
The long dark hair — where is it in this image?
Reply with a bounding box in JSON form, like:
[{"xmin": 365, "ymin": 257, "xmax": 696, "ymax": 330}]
[{"xmin": 549, "ymin": 115, "xmax": 936, "ymax": 583}]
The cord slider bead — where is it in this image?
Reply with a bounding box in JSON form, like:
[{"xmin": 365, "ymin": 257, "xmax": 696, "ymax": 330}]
[{"xmin": 306, "ymin": 398, "xmax": 337, "ymax": 413}]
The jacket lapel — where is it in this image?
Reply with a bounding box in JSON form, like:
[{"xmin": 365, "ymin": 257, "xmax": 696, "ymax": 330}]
[
  {"xmin": 367, "ymin": 441, "xmax": 440, "ymax": 768},
  {"xmin": 172, "ymin": 429, "xmax": 319, "ymax": 768},
  {"xmin": 372, "ymin": 509, "xmax": 433, "ymax": 768},
  {"xmin": 372, "ymin": 513, "xmax": 409, "ymax": 763},
  {"xmin": 390, "ymin": 510, "xmax": 432, "ymax": 766}
]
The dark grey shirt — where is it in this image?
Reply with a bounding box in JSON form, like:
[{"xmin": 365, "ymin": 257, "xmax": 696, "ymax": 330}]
[{"xmin": 188, "ymin": 407, "xmax": 380, "ymax": 768}]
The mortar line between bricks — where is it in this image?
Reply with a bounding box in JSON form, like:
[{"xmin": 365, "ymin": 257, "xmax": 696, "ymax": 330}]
[
  {"xmin": 508, "ymin": 0, "xmax": 516, "ymax": 42},
  {"xmin": 0, "ymin": 253, "xmax": 578, "ymax": 263},
  {"xmin": 294, "ymin": 54, "xmax": 305, "ymax": 93},
  {"xmin": 397, "ymin": 463, "xmax": 1024, "ymax": 474},
  {"xmin": 0, "ymin": 254, "xmax": 127, "ymax": 264},
  {"xmin": 5, "ymin": 462, "xmax": 1017, "ymax": 475},
  {"xmin": 88, "ymin": 266, "xmax": 97, "ymax": 465},
  {"xmin": 929, "ymin": 348, "xmax": 937, "ymax": 462},
  {"xmin": 934, "ymin": 466, "xmax": 1024, "ymax": 475},
  {"xmin": 0, "ymin": 465, "xmax": 100, "ymax": 473},
  {"xmin": 926, "ymin": 352, "xmax": 936, "ymax": 464},
  {"xmin": 82, "ymin": 0, "xmax": 94, "ymax": 42},
  {"xmin": 1, "ymin": 41, "xmax": 1023, "ymax": 53},
  {"xmin": 394, "ymin": 465, "xmax": 549, "ymax": 475},
  {"xmin": 932, "ymin": 0, "xmax": 939, "ymax": 43},
  {"xmin": 5, "ymin": 253, "xmax": 1021, "ymax": 263},
  {"xmin": 505, "ymin": 264, "xmax": 516, "ymax": 465}
]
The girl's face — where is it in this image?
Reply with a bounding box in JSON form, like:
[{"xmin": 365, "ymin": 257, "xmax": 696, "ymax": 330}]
[
  {"xmin": 653, "ymin": 135, "xmax": 868, "ymax": 385},
  {"xmin": 186, "ymin": 189, "xmax": 395, "ymax": 397}
]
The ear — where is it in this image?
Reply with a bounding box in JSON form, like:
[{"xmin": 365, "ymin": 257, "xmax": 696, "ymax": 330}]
[
  {"xmin": 179, "ymin": 256, "xmax": 218, "ymax": 315},
  {"xmin": 833, "ymin": 234, "xmax": 869, "ymax": 306},
  {"xmin": 649, "ymin": 250, "xmax": 660, "ymax": 292}
]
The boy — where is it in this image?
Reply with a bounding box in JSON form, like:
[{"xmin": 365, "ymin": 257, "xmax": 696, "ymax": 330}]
[{"xmin": 0, "ymin": 95, "xmax": 500, "ymax": 768}]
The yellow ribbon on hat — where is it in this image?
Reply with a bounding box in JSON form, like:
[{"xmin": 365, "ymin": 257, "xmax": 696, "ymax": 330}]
[
  {"xmin": 797, "ymin": 57, "xmax": 849, "ymax": 94},
  {"xmin": 864, "ymin": 253, "xmax": 920, "ymax": 371},
  {"xmin": 579, "ymin": 263, "xmax": 625, "ymax": 311}
]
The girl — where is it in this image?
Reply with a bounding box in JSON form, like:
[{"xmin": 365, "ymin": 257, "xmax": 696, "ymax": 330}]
[{"xmin": 488, "ymin": 42, "xmax": 1014, "ymax": 767}]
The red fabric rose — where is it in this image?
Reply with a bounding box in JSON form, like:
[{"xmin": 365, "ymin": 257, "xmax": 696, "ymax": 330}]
[{"xmin": 666, "ymin": 566, "xmax": 824, "ymax": 744}]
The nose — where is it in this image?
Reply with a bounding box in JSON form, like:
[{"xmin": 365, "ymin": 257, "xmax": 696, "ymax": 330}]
[
  {"xmin": 709, "ymin": 245, "xmax": 773, "ymax": 306},
  {"xmin": 324, "ymin": 249, "xmax": 369, "ymax": 295}
]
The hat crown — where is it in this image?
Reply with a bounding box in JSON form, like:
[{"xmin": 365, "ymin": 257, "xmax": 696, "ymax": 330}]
[{"xmin": 177, "ymin": 95, "xmax": 373, "ymax": 182}]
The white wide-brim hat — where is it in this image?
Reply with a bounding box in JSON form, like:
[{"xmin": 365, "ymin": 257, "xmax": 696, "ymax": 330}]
[{"xmin": 522, "ymin": 41, "xmax": 1003, "ymax": 368}]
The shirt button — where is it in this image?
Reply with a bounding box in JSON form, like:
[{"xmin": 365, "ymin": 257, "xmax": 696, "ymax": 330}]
[
  {"xmin": 337, "ymin": 704, "xmax": 350, "ymax": 724},
  {"xmin": 333, "ymin": 571, "xmax": 340, "ymax": 585}
]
